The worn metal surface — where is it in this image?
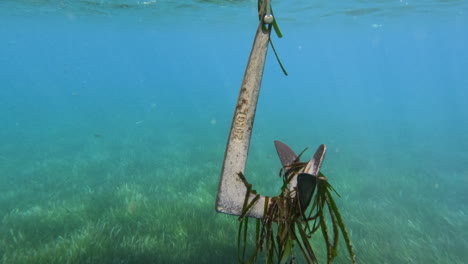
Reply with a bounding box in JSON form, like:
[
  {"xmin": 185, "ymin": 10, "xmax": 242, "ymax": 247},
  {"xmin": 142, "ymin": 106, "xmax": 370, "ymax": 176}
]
[
  {"xmin": 215, "ymin": 22, "xmax": 271, "ymax": 218},
  {"xmin": 215, "ymin": 21, "xmax": 327, "ymax": 219}
]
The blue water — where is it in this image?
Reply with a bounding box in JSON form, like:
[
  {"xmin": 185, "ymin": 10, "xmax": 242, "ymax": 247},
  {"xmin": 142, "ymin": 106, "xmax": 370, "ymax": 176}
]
[{"xmin": 1, "ymin": 0, "xmax": 467, "ymax": 263}]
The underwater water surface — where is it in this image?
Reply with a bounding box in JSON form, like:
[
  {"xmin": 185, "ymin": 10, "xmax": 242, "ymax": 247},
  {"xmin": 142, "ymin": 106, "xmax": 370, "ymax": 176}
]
[{"xmin": 1, "ymin": 0, "xmax": 468, "ymax": 263}]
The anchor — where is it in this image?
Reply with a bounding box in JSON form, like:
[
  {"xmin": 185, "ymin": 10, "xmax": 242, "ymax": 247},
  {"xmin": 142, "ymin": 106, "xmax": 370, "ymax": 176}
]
[
  {"xmin": 214, "ymin": 1, "xmax": 357, "ymax": 263},
  {"xmin": 215, "ymin": 2, "xmax": 326, "ymax": 220}
]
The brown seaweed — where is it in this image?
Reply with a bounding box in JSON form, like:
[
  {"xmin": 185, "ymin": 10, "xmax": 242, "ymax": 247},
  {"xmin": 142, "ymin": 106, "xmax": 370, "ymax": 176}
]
[{"xmin": 237, "ymin": 156, "xmax": 356, "ymax": 264}]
